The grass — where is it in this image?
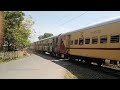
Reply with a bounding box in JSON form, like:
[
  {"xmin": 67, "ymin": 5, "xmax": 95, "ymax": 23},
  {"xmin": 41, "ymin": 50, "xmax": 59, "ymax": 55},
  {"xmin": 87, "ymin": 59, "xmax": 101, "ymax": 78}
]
[
  {"xmin": 64, "ymin": 70, "xmax": 78, "ymax": 79},
  {"xmin": 0, "ymin": 55, "xmax": 27, "ymax": 64},
  {"xmin": 0, "ymin": 59, "xmax": 10, "ymax": 64}
]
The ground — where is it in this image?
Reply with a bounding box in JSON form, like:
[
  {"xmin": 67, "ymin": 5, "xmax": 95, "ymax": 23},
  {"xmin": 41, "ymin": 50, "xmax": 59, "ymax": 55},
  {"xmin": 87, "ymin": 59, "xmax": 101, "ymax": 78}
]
[
  {"xmin": 0, "ymin": 50, "xmax": 119, "ymax": 79},
  {"xmin": 0, "ymin": 54, "xmax": 66, "ymax": 79}
]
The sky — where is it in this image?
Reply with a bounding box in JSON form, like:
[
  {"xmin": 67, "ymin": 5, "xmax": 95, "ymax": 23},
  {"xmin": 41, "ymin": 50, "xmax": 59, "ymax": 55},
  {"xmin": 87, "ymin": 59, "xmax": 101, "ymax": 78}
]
[{"xmin": 24, "ymin": 11, "xmax": 120, "ymax": 42}]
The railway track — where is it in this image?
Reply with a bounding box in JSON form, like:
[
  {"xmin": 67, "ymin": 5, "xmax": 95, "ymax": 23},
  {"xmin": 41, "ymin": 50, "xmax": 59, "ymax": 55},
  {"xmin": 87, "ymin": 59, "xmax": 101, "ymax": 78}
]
[{"xmin": 68, "ymin": 60, "xmax": 120, "ymax": 78}]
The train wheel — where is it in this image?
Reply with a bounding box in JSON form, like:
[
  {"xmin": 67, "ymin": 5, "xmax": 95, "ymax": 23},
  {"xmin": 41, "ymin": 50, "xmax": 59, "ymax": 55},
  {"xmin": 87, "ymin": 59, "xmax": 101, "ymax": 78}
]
[
  {"xmin": 68, "ymin": 56, "xmax": 74, "ymax": 61},
  {"xmin": 85, "ymin": 60, "xmax": 91, "ymax": 65},
  {"xmin": 68, "ymin": 56, "xmax": 72, "ymax": 61},
  {"xmin": 83, "ymin": 60, "xmax": 86, "ymax": 63},
  {"xmin": 57, "ymin": 53, "xmax": 61, "ymax": 59},
  {"xmin": 97, "ymin": 62, "xmax": 102, "ymax": 67}
]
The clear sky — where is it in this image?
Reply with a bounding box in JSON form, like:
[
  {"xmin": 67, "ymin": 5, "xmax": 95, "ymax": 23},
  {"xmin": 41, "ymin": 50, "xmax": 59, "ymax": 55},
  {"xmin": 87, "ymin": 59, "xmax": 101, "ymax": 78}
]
[{"xmin": 24, "ymin": 11, "xmax": 120, "ymax": 42}]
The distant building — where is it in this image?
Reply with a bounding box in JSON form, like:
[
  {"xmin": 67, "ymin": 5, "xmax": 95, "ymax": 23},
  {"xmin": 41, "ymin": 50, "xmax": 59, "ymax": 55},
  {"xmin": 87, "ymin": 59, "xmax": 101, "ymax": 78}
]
[{"xmin": 0, "ymin": 12, "xmax": 4, "ymax": 50}]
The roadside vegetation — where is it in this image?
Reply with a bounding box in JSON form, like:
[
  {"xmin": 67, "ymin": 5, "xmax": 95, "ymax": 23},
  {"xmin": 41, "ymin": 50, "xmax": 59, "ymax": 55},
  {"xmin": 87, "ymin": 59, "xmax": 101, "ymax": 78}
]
[
  {"xmin": 0, "ymin": 54, "xmax": 27, "ymax": 64},
  {"xmin": 38, "ymin": 33, "xmax": 53, "ymax": 40},
  {"xmin": 64, "ymin": 70, "xmax": 78, "ymax": 79},
  {"xmin": 3, "ymin": 11, "xmax": 34, "ymax": 51},
  {"xmin": 0, "ymin": 11, "xmax": 34, "ymax": 63}
]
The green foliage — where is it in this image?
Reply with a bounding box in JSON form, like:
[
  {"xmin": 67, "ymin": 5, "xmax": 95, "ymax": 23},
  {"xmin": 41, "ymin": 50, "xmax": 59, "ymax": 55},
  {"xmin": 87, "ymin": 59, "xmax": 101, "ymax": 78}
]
[
  {"xmin": 3, "ymin": 11, "xmax": 34, "ymax": 51},
  {"xmin": 38, "ymin": 33, "xmax": 53, "ymax": 40}
]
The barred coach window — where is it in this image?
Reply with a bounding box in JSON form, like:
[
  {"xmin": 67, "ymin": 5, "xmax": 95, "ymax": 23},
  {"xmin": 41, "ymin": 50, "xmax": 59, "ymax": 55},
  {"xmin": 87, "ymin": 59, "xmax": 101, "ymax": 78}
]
[
  {"xmin": 110, "ymin": 34, "xmax": 119, "ymax": 43},
  {"xmin": 85, "ymin": 38, "xmax": 90, "ymax": 44},
  {"xmin": 100, "ymin": 35, "xmax": 107, "ymax": 43},
  {"xmin": 92, "ymin": 37, "xmax": 98, "ymax": 44},
  {"xmin": 79, "ymin": 38, "xmax": 84, "ymax": 45},
  {"xmin": 74, "ymin": 40, "xmax": 78, "ymax": 45},
  {"xmin": 70, "ymin": 40, "xmax": 73, "ymax": 45}
]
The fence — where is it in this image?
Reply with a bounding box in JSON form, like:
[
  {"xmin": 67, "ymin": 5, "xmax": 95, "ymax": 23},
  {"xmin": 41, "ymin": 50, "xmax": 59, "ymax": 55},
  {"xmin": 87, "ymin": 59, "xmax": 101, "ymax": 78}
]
[{"xmin": 0, "ymin": 51, "xmax": 24, "ymax": 60}]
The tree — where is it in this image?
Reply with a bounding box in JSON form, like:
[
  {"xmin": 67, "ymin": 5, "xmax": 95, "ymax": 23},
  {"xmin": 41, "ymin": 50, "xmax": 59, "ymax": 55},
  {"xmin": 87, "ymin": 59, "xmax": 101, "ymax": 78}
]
[
  {"xmin": 0, "ymin": 11, "xmax": 4, "ymax": 51},
  {"xmin": 38, "ymin": 33, "xmax": 53, "ymax": 40},
  {"xmin": 38, "ymin": 35, "xmax": 43, "ymax": 40},
  {"xmin": 3, "ymin": 11, "xmax": 34, "ymax": 51},
  {"xmin": 15, "ymin": 15, "xmax": 34, "ymax": 49}
]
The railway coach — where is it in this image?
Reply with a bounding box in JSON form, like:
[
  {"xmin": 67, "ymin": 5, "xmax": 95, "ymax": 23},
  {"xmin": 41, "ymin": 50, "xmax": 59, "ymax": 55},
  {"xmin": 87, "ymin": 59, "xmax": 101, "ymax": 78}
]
[
  {"xmin": 58, "ymin": 16, "xmax": 120, "ymax": 66},
  {"xmin": 33, "ymin": 16, "xmax": 120, "ymax": 66}
]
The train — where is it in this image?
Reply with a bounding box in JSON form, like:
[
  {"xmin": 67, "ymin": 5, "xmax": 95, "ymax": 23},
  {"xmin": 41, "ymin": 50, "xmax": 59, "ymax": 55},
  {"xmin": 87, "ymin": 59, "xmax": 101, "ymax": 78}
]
[{"xmin": 31, "ymin": 16, "xmax": 120, "ymax": 66}]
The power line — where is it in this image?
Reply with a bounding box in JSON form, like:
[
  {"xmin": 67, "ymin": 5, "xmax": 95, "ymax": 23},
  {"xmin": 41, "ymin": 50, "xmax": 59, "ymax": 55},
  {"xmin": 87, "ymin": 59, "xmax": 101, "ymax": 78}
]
[
  {"xmin": 70, "ymin": 16, "xmax": 107, "ymax": 29},
  {"xmin": 46, "ymin": 13, "xmax": 72, "ymax": 31},
  {"xmin": 60, "ymin": 11, "xmax": 88, "ymax": 26},
  {"xmin": 57, "ymin": 14, "xmax": 71, "ymax": 22},
  {"xmin": 46, "ymin": 11, "xmax": 88, "ymax": 33},
  {"xmin": 34, "ymin": 11, "xmax": 88, "ymax": 37}
]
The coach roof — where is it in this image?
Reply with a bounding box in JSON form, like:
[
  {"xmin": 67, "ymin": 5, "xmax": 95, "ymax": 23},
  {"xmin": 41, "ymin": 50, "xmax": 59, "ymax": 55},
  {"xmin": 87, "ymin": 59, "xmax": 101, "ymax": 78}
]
[{"xmin": 62, "ymin": 16, "xmax": 120, "ymax": 35}]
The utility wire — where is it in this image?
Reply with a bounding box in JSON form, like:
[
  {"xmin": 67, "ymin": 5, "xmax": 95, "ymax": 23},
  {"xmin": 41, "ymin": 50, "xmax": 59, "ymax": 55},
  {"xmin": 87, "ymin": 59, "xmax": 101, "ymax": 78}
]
[
  {"xmin": 35, "ymin": 11, "xmax": 88, "ymax": 37},
  {"xmin": 47, "ymin": 11, "xmax": 88, "ymax": 33},
  {"xmin": 70, "ymin": 16, "xmax": 107, "ymax": 29},
  {"xmin": 46, "ymin": 13, "xmax": 71, "ymax": 30},
  {"xmin": 60, "ymin": 11, "xmax": 88, "ymax": 26}
]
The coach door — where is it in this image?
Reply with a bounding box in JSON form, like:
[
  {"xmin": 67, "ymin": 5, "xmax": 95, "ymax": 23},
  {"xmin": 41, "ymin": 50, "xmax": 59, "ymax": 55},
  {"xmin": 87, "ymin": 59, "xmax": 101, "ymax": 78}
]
[{"xmin": 66, "ymin": 35, "xmax": 71, "ymax": 54}]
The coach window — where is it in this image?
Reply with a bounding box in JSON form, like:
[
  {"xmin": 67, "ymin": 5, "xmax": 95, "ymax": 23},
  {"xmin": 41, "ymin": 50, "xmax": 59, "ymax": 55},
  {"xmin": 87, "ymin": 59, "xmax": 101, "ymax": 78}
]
[
  {"xmin": 74, "ymin": 40, "xmax": 78, "ymax": 45},
  {"xmin": 92, "ymin": 37, "xmax": 98, "ymax": 44},
  {"xmin": 110, "ymin": 34, "xmax": 119, "ymax": 43},
  {"xmin": 79, "ymin": 38, "xmax": 84, "ymax": 45},
  {"xmin": 70, "ymin": 40, "xmax": 73, "ymax": 45},
  {"xmin": 100, "ymin": 35, "xmax": 107, "ymax": 43},
  {"xmin": 85, "ymin": 38, "xmax": 90, "ymax": 44}
]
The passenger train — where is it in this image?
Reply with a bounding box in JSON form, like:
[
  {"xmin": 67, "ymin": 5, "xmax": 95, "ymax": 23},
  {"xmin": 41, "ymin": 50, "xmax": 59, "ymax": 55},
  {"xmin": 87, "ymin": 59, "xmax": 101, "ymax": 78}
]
[{"xmin": 31, "ymin": 16, "xmax": 120, "ymax": 66}]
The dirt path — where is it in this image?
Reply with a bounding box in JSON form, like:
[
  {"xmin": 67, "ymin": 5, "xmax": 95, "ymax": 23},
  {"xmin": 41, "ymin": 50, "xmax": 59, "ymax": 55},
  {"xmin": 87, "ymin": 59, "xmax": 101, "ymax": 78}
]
[{"xmin": 0, "ymin": 53, "xmax": 66, "ymax": 79}]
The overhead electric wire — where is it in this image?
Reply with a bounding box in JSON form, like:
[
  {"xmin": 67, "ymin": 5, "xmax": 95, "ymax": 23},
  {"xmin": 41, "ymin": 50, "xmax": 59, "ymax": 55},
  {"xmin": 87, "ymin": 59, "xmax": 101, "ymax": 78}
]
[
  {"xmin": 35, "ymin": 11, "xmax": 89, "ymax": 37},
  {"xmin": 60, "ymin": 11, "xmax": 88, "ymax": 26},
  {"xmin": 46, "ymin": 13, "xmax": 72, "ymax": 30},
  {"xmin": 47, "ymin": 11, "xmax": 88, "ymax": 33},
  {"xmin": 70, "ymin": 16, "xmax": 107, "ymax": 29}
]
